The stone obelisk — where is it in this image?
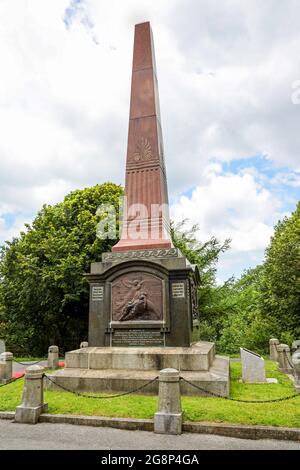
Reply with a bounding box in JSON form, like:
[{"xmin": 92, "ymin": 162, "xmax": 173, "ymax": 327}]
[
  {"xmin": 47, "ymin": 22, "xmax": 229, "ymax": 400},
  {"xmin": 112, "ymin": 22, "xmax": 172, "ymax": 252}
]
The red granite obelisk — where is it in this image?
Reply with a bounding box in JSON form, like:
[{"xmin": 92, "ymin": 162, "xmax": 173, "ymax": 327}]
[{"xmin": 112, "ymin": 22, "xmax": 172, "ymax": 252}]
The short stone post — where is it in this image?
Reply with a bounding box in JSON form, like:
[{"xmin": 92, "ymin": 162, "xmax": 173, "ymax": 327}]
[
  {"xmin": 15, "ymin": 365, "xmax": 48, "ymax": 424},
  {"xmin": 154, "ymin": 368, "xmax": 182, "ymax": 435},
  {"xmin": 48, "ymin": 345, "xmax": 59, "ymax": 369},
  {"xmin": 0, "ymin": 352, "xmax": 13, "ymax": 384},
  {"xmin": 269, "ymin": 338, "xmax": 279, "ymax": 361},
  {"xmin": 292, "ymin": 348, "xmax": 300, "ymax": 394},
  {"xmin": 277, "ymin": 344, "xmax": 293, "ymax": 374},
  {"xmin": 80, "ymin": 341, "xmax": 88, "ymax": 349}
]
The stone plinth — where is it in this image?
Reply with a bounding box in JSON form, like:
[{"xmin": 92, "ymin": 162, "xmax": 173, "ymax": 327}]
[
  {"xmin": 0, "ymin": 352, "xmax": 13, "ymax": 384},
  {"xmin": 15, "ymin": 365, "xmax": 48, "ymax": 424},
  {"xmin": 48, "ymin": 345, "xmax": 59, "ymax": 370},
  {"xmin": 86, "ymin": 249, "xmax": 198, "ymax": 348},
  {"xmin": 65, "ymin": 342, "xmax": 215, "ymax": 371},
  {"xmin": 45, "ymin": 344, "xmax": 230, "ymax": 397},
  {"xmin": 154, "ymin": 368, "xmax": 182, "ymax": 435},
  {"xmin": 269, "ymin": 338, "xmax": 279, "ymax": 361},
  {"xmin": 277, "ymin": 344, "xmax": 293, "ymax": 374},
  {"xmin": 292, "ymin": 348, "xmax": 300, "ymax": 394}
]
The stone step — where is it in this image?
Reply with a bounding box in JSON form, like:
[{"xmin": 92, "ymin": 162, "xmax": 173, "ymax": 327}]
[
  {"xmin": 45, "ymin": 355, "xmax": 229, "ymax": 397},
  {"xmin": 65, "ymin": 341, "xmax": 216, "ymax": 372}
]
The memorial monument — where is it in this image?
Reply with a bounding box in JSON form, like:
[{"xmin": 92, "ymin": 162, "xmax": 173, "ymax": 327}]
[{"xmin": 47, "ymin": 22, "xmax": 229, "ymax": 396}]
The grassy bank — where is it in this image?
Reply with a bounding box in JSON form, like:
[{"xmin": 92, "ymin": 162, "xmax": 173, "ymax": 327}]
[{"xmin": 1, "ymin": 361, "xmax": 299, "ymax": 427}]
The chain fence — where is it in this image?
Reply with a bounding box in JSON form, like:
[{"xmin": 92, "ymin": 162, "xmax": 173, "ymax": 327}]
[
  {"xmin": 180, "ymin": 376, "xmax": 299, "ymax": 403},
  {"xmin": 43, "ymin": 373, "xmax": 159, "ymax": 399},
  {"xmin": 1, "ymin": 344, "xmax": 298, "ymax": 404},
  {"xmin": 0, "ymin": 375, "xmax": 24, "ymax": 388},
  {"xmin": 13, "ymin": 358, "xmax": 48, "ymax": 366}
]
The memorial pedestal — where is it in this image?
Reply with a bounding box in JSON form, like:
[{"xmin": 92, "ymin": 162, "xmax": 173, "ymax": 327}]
[{"xmin": 45, "ymin": 342, "xmax": 230, "ymax": 397}]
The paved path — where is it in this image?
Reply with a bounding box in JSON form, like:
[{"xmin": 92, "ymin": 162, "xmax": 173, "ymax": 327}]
[
  {"xmin": 0, "ymin": 420, "xmax": 299, "ymax": 450},
  {"xmin": 12, "ymin": 361, "xmax": 48, "ymax": 373}
]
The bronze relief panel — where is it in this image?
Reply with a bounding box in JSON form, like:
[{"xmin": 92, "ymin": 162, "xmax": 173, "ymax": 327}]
[{"xmin": 111, "ymin": 272, "xmax": 163, "ymax": 321}]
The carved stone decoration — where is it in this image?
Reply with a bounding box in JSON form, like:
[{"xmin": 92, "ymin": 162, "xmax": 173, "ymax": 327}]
[
  {"xmin": 112, "ymin": 272, "xmax": 163, "ymax": 321},
  {"xmin": 103, "ymin": 248, "xmax": 179, "ymax": 262},
  {"xmin": 131, "ymin": 137, "xmax": 152, "ymax": 162},
  {"xmin": 190, "ymin": 278, "xmax": 198, "ymax": 319}
]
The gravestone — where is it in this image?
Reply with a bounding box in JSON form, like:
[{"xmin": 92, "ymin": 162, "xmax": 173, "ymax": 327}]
[
  {"xmin": 240, "ymin": 348, "xmax": 266, "ymax": 383},
  {"xmin": 46, "ymin": 22, "xmax": 230, "ymax": 397},
  {"xmin": 240, "ymin": 348, "xmax": 277, "ymax": 384}
]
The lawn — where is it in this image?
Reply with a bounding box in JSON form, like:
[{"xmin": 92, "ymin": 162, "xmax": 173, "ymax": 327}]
[{"xmin": 1, "ymin": 361, "xmax": 299, "ymax": 427}]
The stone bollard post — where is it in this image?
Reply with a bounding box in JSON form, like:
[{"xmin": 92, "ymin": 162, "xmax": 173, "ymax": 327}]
[
  {"xmin": 80, "ymin": 341, "xmax": 88, "ymax": 349},
  {"xmin": 269, "ymin": 338, "xmax": 279, "ymax": 361},
  {"xmin": 0, "ymin": 352, "xmax": 13, "ymax": 384},
  {"xmin": 48, "ymin": 345, "xmax": 59, "ymax": 370},
  {"xmin": 154, "ymin": 368, "xmax": 182, "ymax": 435},
  {"xmin": 277, "ymin": 344, "xmax": 294, "ymax": 374},
  {"xmin": 15, "ymin": 365, "xmax": 48, "ymax": 424},
  {"xmin": 292, "ymin": 348, "xmax": 300, "ymax": 394}
]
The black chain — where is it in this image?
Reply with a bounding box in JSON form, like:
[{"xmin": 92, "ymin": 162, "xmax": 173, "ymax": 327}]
[
  {"xmin": 13, "ymin": 358, "xmax": 48, "ymax": 366},
  {"xmin": 0, "ymin": 375, "xmax": 24, "ymax": 388},
  {"xmin": 283, "ymin": 349, "xmax": 295, "ymax": 370},
  {"xmin": 13, "ymin": 356, "xmax": 65, "ymax": 366},
  {"xmin": 180, "ymin": 377, "xmax": 299, "ymax": 403},
  {"xmin": 43, "ymin": 373, "xmax": 159, "ymax": 399},
  {"xmin": 274, "ymin": 343, "xmax": 295, "ymax": 371}
]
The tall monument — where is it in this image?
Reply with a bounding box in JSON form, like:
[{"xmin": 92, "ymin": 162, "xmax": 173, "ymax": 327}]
[
  {"xmin": 113, "ymin": 22, "xmax": 172, "ymax": 252},
  {"xmin": 47, "ymin": 22, "xmax": 230, "ymax": 397}
]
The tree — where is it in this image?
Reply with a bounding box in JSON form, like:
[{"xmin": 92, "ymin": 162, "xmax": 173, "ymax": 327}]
[
  {"xmin": 259, "ymin": 202, "xmax": 300, "ymax": 342},
  {"xmin": 0, "ymin": 183, "xmax": 123, "ymax": 355},
  {"xmin": 171, "ymin": 221, "xmax": 231, "ymax": 342}
]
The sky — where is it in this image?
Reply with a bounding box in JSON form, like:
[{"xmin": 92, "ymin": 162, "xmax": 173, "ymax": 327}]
[{"xmin": 0, "ymin": 0, "xmax": 299, "ymax": 281}]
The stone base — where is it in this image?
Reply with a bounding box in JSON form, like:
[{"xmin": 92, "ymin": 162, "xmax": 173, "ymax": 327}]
[
  {"xmin": 0, "ymin": 379, "xmax": 11, "ymax": 385},
  {"xmin": 154, "ymin": 412, "xmax": 182, "ymax": 435},
  {"xmin": 65, "ymin": 342, "xmax": 215, "ymax": 371},
  {"xmin": 240, "ymin": 377, "xmax": 278, "ymax": 384},
  {"xmin": 14, "ymin": 403, "xmax": 48, "ymax": 424},
  {"xmin": 45, "ymin": 345, "xmax": 230, "ymax": 397}
]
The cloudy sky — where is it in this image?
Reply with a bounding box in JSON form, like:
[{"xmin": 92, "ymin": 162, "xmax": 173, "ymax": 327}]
[{"xmin": 0, "ymin": 0, "xmax": 299, "ymax": 281}]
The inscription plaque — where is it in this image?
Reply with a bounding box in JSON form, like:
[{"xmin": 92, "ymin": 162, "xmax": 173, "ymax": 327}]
[
  {"xmin": 172, "ymin": 282, "xmax": 185, "ymax": 298},
  {"xmin": 112, "ymin": 329, "xmax": 164, "ymax": 347},
  {"xmin": 92, "ymin": 286, "xmax": 104, "ymax": 301}
]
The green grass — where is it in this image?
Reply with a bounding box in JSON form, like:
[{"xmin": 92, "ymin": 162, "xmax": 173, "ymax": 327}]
[
  {"xmin": 14, "ymin": 357, "xmax": 47, "ymax": 363},
  {"xmin": 1, "ymin": 361, "xmax": 299, "ymax": 427}
]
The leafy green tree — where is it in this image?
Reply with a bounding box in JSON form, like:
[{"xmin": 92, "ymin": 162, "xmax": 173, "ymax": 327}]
[
  {"xmin": 259, "ymin": 202, "xmax": 300, "ymax": 341},
  {"xmin": 0, "ymin": 183, "xmax": 123, "ymax": 355},
  {"xmin": 171, "ymin": 221, "xmax": 231, "ymax": 342}
]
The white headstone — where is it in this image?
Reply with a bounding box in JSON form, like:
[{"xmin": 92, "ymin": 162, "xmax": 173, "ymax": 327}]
[{"xmin": 240, "ymin": 348, "xmax": 266, "ymax": 383}]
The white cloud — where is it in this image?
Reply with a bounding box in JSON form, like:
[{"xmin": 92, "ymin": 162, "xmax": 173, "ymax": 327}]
[
  {"xmin": 0, "ymin": 0, "xmax": 299, "ymax": 278},
  {"xmin": 170, "ymin": 165, "xmax": 284, "ymax": 279}
]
